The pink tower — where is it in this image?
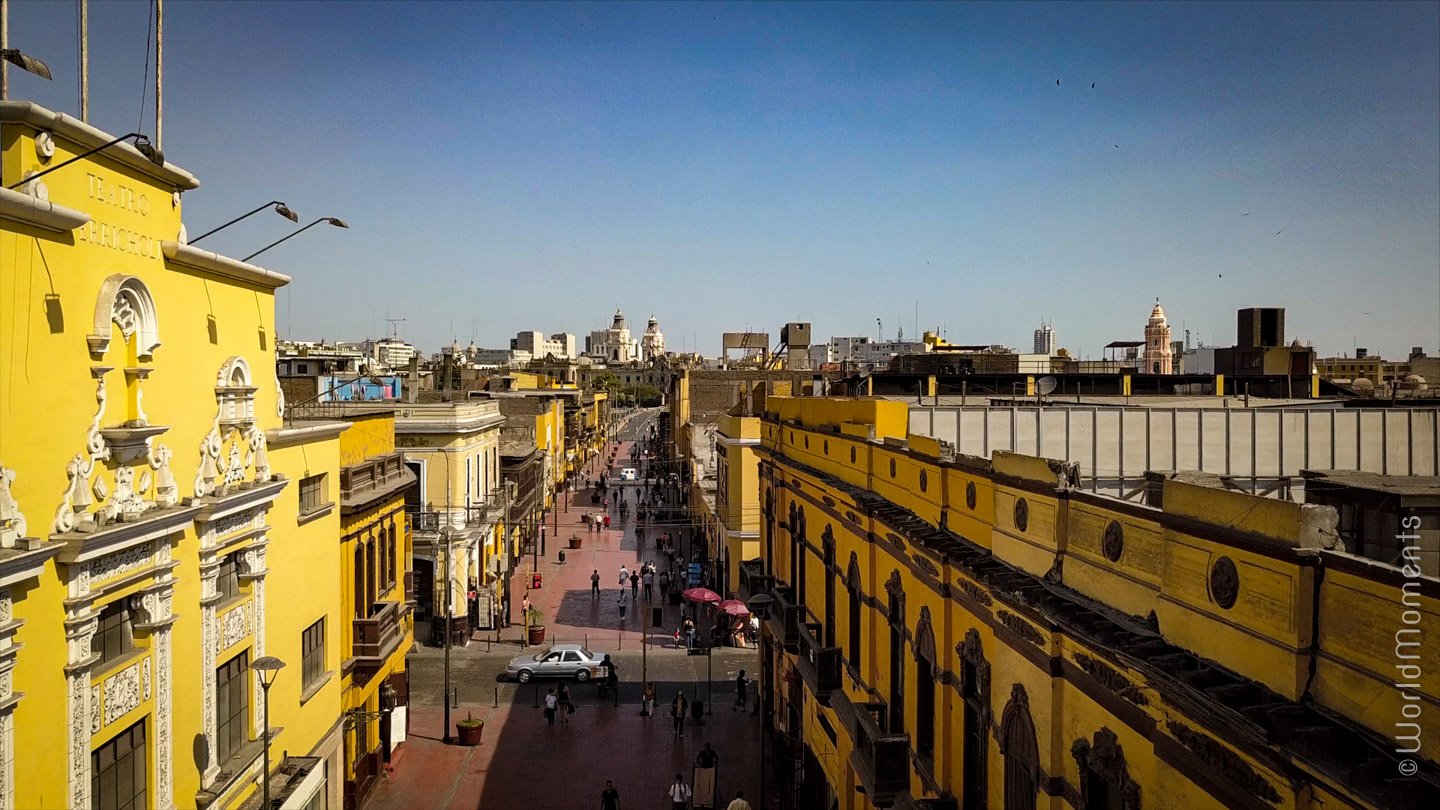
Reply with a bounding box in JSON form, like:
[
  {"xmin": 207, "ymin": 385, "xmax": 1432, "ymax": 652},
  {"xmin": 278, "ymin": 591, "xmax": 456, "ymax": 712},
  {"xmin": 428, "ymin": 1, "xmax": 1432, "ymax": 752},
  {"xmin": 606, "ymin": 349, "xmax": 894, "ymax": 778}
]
[{"xmin": 1144, "ymin": 299, "xmax": 1174, "ymax": 374}]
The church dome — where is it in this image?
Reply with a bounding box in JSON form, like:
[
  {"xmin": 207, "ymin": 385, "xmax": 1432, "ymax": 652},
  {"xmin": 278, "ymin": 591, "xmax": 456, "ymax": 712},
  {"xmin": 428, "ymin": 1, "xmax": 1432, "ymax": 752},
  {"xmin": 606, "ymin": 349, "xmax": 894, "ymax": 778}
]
[{"xmin": 612, "ymin": 309, "xmax": 627, "ymax": 329}]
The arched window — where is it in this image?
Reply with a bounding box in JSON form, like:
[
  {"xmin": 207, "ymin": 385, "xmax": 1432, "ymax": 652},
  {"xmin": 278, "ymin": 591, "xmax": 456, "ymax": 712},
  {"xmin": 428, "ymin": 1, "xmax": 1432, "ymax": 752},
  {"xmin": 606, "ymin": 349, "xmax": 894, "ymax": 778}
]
[
  {"xmin": 796, "ymin": 507, "xmax": 808, "ymax": 607},
  {"xmin": 366, "ymin": 538, "xmax": 377, "ymax": 612},
  {"xmin": 764, "ymin": 488, "xmax": 775, "ymax": 577},
  {"xmin": 958, "ymin": 629, "xmax": 991, "ymax": 810},
  {"xmin": 885, "ymin": 571, "xmax": 905, "ymax": 734},
  {"xmin": 388, "ymin": 523, "xmax": 398, "ymax": 590},
  {"xmin": 354, "ymin": 543, "xmax": 366, "ymax": 619},
  {"xmin": 847, "ymin": 553, "xmax": 862, "ymax": 669},
  {"xmin": 1000, "ymin": 684, "xmax": 1039, "ymax": 810},
  {"xmin": 822, "ymin": 528, "xmax": 836, "ymax": 647},
  {"xmin": 788, "ymin": 503, "xmax": 799, "ymax": 589},
  {"xmin": 914, "ymin": 607, "xmax": 938, "ymax": 762}
]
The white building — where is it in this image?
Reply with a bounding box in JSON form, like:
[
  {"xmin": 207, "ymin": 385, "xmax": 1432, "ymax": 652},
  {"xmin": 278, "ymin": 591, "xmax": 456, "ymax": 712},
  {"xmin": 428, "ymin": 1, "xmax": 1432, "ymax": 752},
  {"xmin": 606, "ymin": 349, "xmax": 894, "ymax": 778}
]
[
  {"xmin": 640, "ymin": 315, "xmax": 666, "ymax": 361},
  {"xmin": 363, "ymin": 337, "xmax": 418, "ymax": 371},
  {"xmin": 469, "ymin": 347, "xmax": 532, "ymax": 368},
  {"xmin": 1144, "ymin": 299, "xmax": 1175, "ymax": 375},
  {"xmin": 586, "ymin": 309, "xmax": 641, "ymax": 363},
  {"xmin": 827, "ymin": 336, "xmax": 874, "ymax": 366},
  {"xmin": 512, "ymin": 331, "xmax": 577, "ymax": 360},
  {"xmin": 855, "ymin": 340, "xmax": 930, "ymax": 371},
  {"xmin": 1034, "ymin": 321, "xmax": 1057, "ymax": 355}
]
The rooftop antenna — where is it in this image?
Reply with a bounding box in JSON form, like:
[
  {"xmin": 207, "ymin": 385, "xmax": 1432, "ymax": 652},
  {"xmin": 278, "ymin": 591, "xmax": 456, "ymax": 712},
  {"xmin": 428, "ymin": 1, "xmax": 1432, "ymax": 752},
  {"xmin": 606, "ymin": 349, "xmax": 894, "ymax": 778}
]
[{"xmin": 384, "ymin": 318, "xmax": 406, "ymax": 339}]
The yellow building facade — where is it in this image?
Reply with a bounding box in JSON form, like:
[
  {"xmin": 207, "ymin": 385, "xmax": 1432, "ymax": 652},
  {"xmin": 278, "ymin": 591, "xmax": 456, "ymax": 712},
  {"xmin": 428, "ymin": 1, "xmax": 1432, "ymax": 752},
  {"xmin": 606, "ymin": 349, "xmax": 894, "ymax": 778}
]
[
  {"xmin": 2, "ymin": 103, "xmax": 347, "ymax": 809},
  {"xmin": 394, "ymin": 401, "xmax": 504, "ymax": 645},
  {"xmin": 752, "ymin": 396, "xmax": 1439, "ymax": 810},
  {"xmin": 336, "ymin": 410, "xmax": 415, "ymax": 809}
]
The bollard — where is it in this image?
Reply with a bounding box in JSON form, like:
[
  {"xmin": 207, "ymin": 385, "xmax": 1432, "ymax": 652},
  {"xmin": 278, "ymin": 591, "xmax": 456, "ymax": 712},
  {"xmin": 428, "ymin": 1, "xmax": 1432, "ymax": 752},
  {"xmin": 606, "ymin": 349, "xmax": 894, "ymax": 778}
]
[
  {"xmin": 533, "ymin": 683, "xmax": 539, "ymax": 708},
  {"xmin": 452, "ymin": 687, "xmax": 458, "ymax": 709},
  {"xmin": 494, "ymin": 686, "xmax": 499, "ymax": 708}
]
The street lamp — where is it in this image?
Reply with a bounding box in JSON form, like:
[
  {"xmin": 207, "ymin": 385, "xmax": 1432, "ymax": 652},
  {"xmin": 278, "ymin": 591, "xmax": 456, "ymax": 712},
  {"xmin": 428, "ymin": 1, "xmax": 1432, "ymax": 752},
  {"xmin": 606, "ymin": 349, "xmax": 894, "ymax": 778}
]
[
  {"xmin": 5, "ymin": 132, "xmax": 163, "ymax": 189},
  {"xmin": 188, "ymin": 201, "xmax": 298, "ymax": 244},
  {"xmin": 242, "ymin": 216, "xmax": 348, "ymax": 262},
  {"xmin": 253, "ymin": 655, "xmax": 287, "ymax": 810},
  {"xmin": 746, "ymin": 594, "xmax": 775, "ymax": 810}
]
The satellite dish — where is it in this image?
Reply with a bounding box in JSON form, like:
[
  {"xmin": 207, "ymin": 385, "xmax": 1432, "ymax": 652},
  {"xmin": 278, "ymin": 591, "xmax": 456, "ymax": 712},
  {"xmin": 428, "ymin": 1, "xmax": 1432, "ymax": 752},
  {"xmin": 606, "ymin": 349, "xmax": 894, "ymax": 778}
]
[{"xmin": 1037, "ymin": 376, "xmax": 1058, "ymax": 396}]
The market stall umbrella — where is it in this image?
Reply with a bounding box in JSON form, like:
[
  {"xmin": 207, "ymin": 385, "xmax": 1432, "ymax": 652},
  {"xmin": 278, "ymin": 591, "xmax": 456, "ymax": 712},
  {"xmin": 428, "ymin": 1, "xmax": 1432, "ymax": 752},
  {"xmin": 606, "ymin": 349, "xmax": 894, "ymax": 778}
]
[
  {"xmin": 718, "ymin": 600, "xmax": 750, "ymax": 616},
  {"xmin": 683, "ymin": 587, "xmax": 722, "ymax": 604}
]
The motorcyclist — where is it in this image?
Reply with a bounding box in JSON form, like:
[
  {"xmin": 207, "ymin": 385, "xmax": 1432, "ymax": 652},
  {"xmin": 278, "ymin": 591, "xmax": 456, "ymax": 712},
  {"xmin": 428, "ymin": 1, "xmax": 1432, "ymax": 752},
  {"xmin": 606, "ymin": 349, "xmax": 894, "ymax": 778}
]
[{"xmin": 598, "ymin": 654, "xmax": 619, "ymax": 694}]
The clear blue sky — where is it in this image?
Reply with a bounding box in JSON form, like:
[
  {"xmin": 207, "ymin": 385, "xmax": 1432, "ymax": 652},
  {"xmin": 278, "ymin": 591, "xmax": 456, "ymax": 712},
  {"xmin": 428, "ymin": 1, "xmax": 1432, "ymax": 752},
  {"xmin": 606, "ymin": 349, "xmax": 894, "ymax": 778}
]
[{"xmin": 9, "ymin": 1, "xmax": 1438, "ymax": 359}]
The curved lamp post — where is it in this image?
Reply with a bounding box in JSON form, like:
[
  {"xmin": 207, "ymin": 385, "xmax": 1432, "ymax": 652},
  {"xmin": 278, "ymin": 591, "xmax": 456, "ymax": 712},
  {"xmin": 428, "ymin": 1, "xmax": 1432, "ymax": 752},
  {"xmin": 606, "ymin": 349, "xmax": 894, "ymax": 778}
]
[
  {"xmin": 242, "ymin": 217, "xmax": 348, "ymax": 263},
  {"xmin": 746, "ymin": 593, "xmax": 775, "ymax": 809},
  {"xmin": 253, "ymin": 656, "xmax": 286, "ymax": 810},
  {"xmin": 188, "ymin": 201, "xmax": 298, "ymax": 244},
  {"xmin": 5, "ymin": 132, "xmax": 162, "ymax": 189}
]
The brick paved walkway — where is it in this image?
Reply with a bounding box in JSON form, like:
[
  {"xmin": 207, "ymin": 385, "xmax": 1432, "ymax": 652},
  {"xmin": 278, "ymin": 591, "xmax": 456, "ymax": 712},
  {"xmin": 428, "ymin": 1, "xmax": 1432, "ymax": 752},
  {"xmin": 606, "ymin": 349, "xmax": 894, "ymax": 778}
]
[{"xmin": 371, "ymin": 422, "xmax": 777, "ymax": 809}]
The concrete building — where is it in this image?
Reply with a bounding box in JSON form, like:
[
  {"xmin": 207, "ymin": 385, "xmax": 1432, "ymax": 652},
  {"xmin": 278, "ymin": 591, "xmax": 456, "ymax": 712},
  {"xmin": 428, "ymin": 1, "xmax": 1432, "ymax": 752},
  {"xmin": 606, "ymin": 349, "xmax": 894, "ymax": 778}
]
[
  {"xmin": 277, "ymin": 340, "xmax": 367, "ymax": 376},
  {"xmin": 586, "ymin": 309, "xmax": 641, "ymax": 363},
  {"xmin": 361, "ymin": 338, "xmax": 418, "ymax": 372},
  {"xmin": 745, "ymin": 395, "xmax": 1439, "ymax": 810},
  {"xmin": 1033, "ymin": 321, "xmax": 1056, "ymax": 355},
  {"xmin": 1144, "ymin": 299, "xmax": 1174, "ymax": 374},
  {"xmin": 1214, "ymin": 307, "xmax": 1315, "ymax": 379},
  {"xmin": 511, "ymin": 331, "xmax": 577, "ymax": 361}
]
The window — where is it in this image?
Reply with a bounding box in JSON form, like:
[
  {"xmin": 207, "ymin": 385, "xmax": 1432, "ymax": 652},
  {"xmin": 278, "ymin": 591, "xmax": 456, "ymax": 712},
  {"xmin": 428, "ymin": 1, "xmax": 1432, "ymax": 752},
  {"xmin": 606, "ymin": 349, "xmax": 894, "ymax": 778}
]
[
  {"xmin": 353, "ymin": 544, "xmax": 366, "ymax": 619},
  {"xmin": 300, "ymin": 473, "xmax": 328, "ymax": 514},
  {"xmin": 302, "ymin": 618, "xmax": 325, "ymax": 690},
  {"xmin": 887, "ymin": 582, "xmax": 905, "ymax": 735},
  {"xmin": 796, "ymin": 508, "xmax": 807, "ymax": 606},
  {"xmin": 366, "ymin": 540, "xmax": 377, "ymax": 611},
  {"xmin": 92, "ymin": 600, "xmax": 134, "ymax": 668},
  {"xmin": 217, "ymin": 553, "xmax": 241, "ymax": 603},
  {"xmin": 92, "ymin": 718, "xmax": 146, "ymax": 810},
  {"xmin": 216, "ymin": 652, "xmax": 250, "ymax": 764},
  {"xmin": 847, "ymin": 562, "xmax": 862, "ymax": 669},
  {"xmin": 823, "ymin": 532, "xmax": 836, "ymax": 648},
  {"xmin": 387, "ymin": 524, "xmax": 398, "ymax": 591}
]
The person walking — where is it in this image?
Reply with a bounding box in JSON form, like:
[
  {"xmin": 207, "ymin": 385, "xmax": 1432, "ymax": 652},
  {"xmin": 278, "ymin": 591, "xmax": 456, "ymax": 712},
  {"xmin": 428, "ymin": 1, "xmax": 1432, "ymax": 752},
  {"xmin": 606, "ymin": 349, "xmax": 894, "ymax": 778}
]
[
  {"xmin": 544, "ymin": 688, "xmax": 558, "ymax": 726},
  {"xmin": 734, "ymin": 670, "xmax": 749, "ymax": 711},
  {"xmin": 696, "ymin": 743, "xmax": 719, "ymax": 768},
  {"xmin": 604, "ymin": 513, "xmax": 611, "ymax": 530},
  {"xmin": 725, "ymin": 791, "xmax": 753, "ymax": 810},
  {"xmin": 671, "ymin": 691, "xmax": 688, "ymax": 737},
  {"xmin": 666, "ymin": 774, "xmax": 693, "ymax": 810},
  {"xmin": 557, "ymin": 682, "xmax": 573, "ymax": 725},
  {"xmin": 630, "ymin": 570, "xmax": 640, "ymax": 601},
  {"xmin": 591, "ymin": 569, "xmax": 601, "ymax": 598},
  {"xmin": 659, "ymin": 570, "xmax": 670, "ymax": 598},
  {"xmin": 617, "ymin": 587, "xmax": 630, "ymax": 622},
  {"xmin": 618, "ymin": 565, "xmax": 629, "ymax": 589},
  {"xmin": 600, "ymin": 780, "xmax": 620, "ymax": 810},
  {"xmin": 642, "ymin": 682, "xmax": 656, "ymax": 717},
  {"xmin": 642, "ymin": 568, "xmax": 654, "ymax": 602},
  {"xmin": 683, "ymin": 617, "xmax": 696, "ymax": 650}
]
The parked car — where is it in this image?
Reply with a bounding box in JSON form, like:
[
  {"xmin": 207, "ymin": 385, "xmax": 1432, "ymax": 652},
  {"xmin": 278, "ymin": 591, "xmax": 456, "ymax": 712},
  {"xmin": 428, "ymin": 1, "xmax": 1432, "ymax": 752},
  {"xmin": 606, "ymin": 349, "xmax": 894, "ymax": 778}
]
[
  {"xmin": 505, "ymin": 644, "xmax": 605, "ymax": 683},
  {"xmin": 620, "ymin": 468, "xmax": 639, "ymax": 481}
]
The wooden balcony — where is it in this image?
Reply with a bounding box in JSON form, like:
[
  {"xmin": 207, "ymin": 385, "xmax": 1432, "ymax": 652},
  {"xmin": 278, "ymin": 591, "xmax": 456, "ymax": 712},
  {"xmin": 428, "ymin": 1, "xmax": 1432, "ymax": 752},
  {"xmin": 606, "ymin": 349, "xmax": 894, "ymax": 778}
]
[
  {"xmin": 351, "ymin": 601, "xmax": 405, "ymax": 676},
  {"xmin": 796, "ymin": 621, "xmax": 843, "ymax": 704},
  {"xmin": 765, "ymin": 585, "xmax": 802, "ymax": 651},
  {"xmin": 339, "ymin": 452, "xmax": 416, "ymax": 515},
  {"xmin": 847, "ymin": 699, "xmax": 911, "ymax": 807}
]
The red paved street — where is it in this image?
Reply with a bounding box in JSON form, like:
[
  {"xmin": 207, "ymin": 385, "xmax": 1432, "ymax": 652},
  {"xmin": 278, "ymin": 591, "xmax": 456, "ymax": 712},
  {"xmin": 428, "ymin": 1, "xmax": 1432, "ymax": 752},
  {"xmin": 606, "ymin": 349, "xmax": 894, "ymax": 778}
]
[{"xmin": 370, "ymin": 425, "xmax": 776, "ymax": 810}]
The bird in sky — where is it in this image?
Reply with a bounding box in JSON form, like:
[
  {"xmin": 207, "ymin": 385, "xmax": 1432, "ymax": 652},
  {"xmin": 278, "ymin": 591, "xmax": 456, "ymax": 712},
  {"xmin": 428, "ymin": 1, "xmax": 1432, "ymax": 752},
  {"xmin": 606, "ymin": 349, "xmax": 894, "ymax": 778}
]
[
  {"xmin": 1114, "ymin": 144, "xmax": 1119, "ymax": 148},
  {"xmin": 1242, "ymin": 212, "xmax": 1249, "ymax": 216},
  {"xmin": 1218, "ymin": 273, "xmax": 1224, "ymax": 278},
  {"xmin": 1092, "ymin": 82, "xmax": 1096, "ymax": 88},
  {"xmin": 1057, "ymin": 79, "xmax": 1060, "ymax": 85},
  {"xmin": 1275, "ymin": 230, "xmax": 1283, "ymax": 235}
]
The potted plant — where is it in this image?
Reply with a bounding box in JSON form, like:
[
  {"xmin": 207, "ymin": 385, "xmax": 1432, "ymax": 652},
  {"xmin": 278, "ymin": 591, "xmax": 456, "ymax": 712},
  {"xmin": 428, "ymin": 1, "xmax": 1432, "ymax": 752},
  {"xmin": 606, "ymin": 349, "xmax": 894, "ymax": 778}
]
[
  {"xmin": 525, "ymin": 607, "xmax": 547, "ymax": 645},
  {"xmin": 568, "ymin": 534, "xmax": 583, "ymax": 550},
  {"xmin": 455, "ymin": 711, "xmax": 484, "ymax": 745}
]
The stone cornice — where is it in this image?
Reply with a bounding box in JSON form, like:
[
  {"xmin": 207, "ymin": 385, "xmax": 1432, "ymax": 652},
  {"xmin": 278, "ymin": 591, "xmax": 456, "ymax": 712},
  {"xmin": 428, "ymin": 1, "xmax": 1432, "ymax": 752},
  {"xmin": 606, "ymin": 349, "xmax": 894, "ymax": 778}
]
[
  {"xmin": 0, "ymin": 541, "xmax": 61, "ymax": 588},
  {"xmin": 265, "ymin": 422, "xmax": 349, "ymax": 446},
  {"xmin": 0, "ymin": 100, "xmax": 200, "ymax": 189},
  {"xmin": 51, "ymin": 505, "xmax": 199, "ymax": 565},
  {"xmin": 161, "ymin": 241, "xmax": 291, "ymax": 289},
  {"xmin": 190, "ymin": 478, "xmax": 289, "ymax": 524},
  {"xmin": 0, "ymin": 185, "xmax": 90, "ymax": 232}
]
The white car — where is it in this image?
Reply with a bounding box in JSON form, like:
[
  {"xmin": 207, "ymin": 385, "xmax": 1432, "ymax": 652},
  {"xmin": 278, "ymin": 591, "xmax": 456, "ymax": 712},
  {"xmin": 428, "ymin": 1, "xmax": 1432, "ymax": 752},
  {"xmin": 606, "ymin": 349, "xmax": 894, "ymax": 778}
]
[
  {"xmin": 505, "ymin": 645, "xmax": 606, "ymax": 683},
  {"xmin": 620, "ymin": 468, "xmax": 638, "ymax": 481}
]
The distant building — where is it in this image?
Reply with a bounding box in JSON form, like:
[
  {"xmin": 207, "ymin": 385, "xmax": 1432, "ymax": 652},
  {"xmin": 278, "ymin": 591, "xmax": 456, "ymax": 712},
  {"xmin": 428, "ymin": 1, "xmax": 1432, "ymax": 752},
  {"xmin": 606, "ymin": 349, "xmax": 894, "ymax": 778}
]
[
  {"xmin": 512, "ymin": 331, "xmax": 577, "ymax": 360},
  {"xmin": 640, "ymin": 315, "xmax": 666, "ymax": 361},
  {"xmin": 1033, "ymin": 321, "xmax": 1056, "ymax": 355},
  {"xmin": 1144, "ymin": 299, "xmax": 1174, "ymax": 374},
  {"xmin": 586, "ymin": 309, "xmax": 641, "ymax": 362},
  {"xmin": 1214, "ymin": 307, "xmax": 1315, "ymax": 378},
  {"xmin": 363, "ymin": 337, "xmax": 418, "ymax": 371}
]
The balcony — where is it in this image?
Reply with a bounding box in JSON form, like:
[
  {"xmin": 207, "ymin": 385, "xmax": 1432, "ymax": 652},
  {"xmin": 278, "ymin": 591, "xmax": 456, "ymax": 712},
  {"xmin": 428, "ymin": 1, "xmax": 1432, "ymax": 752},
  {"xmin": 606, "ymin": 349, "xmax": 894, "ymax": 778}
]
[
  {"xmin": 351, "ymin": 600, "xmax": 405, "ymax": 676},
  {"xmin": 848, "ymin": 699, "xmax": 911, "ymax": 807},
  {"xmin": 406, "ymin": 502, "xmax": 497, "ymax": 535},
  {"xmin": 795, "ymin": 621, "xmax": 843, "ymax": 704},
  {"xmin": 765, "ymin": 585, "xmax": 801, "ymax": 651},
  {"xmin": 340, "ymin": 452, "xmax": 416, "ymax": 515}
]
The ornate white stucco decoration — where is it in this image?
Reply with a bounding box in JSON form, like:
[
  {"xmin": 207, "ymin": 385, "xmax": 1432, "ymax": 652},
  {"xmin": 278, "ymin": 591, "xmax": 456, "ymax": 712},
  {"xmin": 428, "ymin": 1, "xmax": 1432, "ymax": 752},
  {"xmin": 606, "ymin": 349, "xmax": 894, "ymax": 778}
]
[
  {"xmin": 194, "ymin": 357, "xmax": 271, "ymax": 498},
  {"xmin": 52, "ymin": 366, "xmax": 178, "ymax": 535},
  {"xmin": 88, "ymin": 275, "xmax": 161, "ymax": 358},
  {"xmin": 0, "ymin": 464, "xmax": 27, "ymax": 548},
  {"xmin": 275, "ymin": 373, "xmax": 285, "ymax": 418}
]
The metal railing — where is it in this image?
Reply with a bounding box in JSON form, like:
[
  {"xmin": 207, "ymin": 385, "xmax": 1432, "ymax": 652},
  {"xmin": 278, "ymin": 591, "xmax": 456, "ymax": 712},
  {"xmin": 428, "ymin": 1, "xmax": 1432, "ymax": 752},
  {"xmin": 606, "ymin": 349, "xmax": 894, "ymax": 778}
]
[
  {"xmin": 851, "ymin": 700, "xmax": 910, "ymax": 798},
  {"xmin": 797, "ymin": 621, "xmax": 843, "ymax": 699},
  {"xmin": 406, "ymin": 502, "xmax": 498, "ymax": 534},
  {"xmin": 353, "ymin": 601, "xmax": 404, "ymax": 660}
]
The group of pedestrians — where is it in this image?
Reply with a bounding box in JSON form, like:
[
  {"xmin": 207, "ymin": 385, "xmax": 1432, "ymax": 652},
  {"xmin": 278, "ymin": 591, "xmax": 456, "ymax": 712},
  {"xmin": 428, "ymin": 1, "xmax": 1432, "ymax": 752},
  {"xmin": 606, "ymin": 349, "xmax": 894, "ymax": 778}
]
[{"xmin": 542, "ymin": 682, "xmax": 575, "ymax": 726}]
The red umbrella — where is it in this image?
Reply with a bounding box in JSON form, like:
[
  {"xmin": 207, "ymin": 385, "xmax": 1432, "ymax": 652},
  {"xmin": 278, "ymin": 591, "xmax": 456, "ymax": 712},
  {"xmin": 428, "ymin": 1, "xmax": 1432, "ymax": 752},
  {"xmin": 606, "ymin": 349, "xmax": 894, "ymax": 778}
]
[
  {"xmin": 683, "ymin": 587, "xmax": 722, "ymax": 604},
  {"xmin": 719, "ymin": 600, "xmax": 750, "ymax": 616}
]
